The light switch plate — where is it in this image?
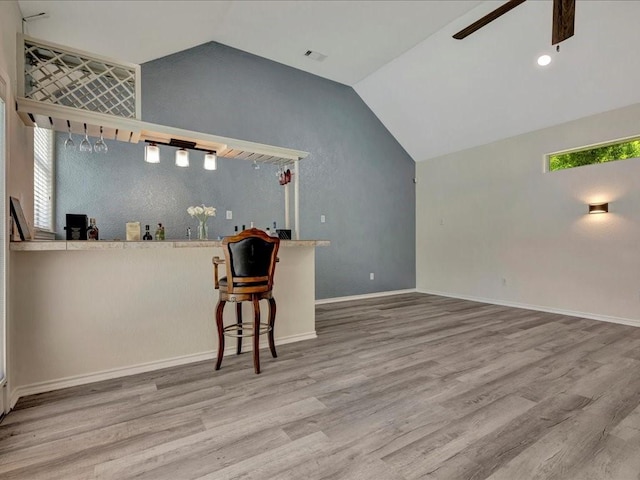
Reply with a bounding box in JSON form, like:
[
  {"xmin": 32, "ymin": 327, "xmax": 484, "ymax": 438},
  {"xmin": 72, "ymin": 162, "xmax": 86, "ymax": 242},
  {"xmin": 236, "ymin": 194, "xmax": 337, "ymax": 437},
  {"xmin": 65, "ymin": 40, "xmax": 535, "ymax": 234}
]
[{"xmin": 226, "ymin": 210, "xmax": 233, "ymax": 220}]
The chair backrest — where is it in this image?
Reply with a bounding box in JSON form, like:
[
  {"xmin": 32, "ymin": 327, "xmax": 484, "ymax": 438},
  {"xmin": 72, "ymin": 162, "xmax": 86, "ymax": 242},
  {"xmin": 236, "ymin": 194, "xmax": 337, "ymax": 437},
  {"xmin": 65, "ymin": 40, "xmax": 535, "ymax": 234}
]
[{"xmin": 222, "ymin": 228, "xmax": 280, "ymax": 294}]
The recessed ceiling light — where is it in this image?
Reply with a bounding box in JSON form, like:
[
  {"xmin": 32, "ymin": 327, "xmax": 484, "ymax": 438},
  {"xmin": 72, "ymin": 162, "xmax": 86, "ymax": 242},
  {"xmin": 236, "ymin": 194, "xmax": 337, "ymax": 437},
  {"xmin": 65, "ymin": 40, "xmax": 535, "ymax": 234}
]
[{"xmin": 537, "ymin": 54, "xmax": 552, "ymax": 66}]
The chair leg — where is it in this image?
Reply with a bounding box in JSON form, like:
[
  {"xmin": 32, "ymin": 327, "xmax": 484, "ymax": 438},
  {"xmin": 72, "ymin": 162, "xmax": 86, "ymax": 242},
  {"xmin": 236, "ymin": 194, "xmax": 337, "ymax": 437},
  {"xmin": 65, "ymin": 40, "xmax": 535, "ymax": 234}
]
[
  {"xmin": 215, "ymin": 300, "xmax": 226, "ymax": 370},
  {"xmin": 236, "ymin": 302, "xmax": 243, "ymax": 355},
  {"xmin": 252, "ymin": 295, "xmax": 261, "ymax": 374},
  {"xmin": 268, "ymin": 298, "xmax": 277, "ymax": 358}
]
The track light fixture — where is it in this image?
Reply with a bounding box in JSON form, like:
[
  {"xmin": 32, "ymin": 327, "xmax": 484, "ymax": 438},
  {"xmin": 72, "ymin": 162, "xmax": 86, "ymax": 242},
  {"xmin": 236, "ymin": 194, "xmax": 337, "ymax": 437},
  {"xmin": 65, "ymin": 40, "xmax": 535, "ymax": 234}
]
[{"xmin": 144, "ymin": 139, "xmax": 217, "ymax": 170}]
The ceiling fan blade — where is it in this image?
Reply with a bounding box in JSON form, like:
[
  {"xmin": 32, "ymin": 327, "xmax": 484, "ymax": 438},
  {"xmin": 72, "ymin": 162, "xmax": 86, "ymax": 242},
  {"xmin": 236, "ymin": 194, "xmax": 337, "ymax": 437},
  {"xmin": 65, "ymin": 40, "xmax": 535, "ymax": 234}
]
[
  {"xmin": 552, "ymin": 0, "xmax": 575, "ymax": 45},
  {"xmin": 453, "ymin": 0, "xmax": 527, "ymax": 40}
]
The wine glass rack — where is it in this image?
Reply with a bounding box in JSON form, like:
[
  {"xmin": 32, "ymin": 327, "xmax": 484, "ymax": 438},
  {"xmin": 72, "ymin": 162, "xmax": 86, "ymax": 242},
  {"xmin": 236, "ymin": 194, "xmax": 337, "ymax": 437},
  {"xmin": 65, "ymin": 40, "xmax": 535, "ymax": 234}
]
[{"xmin": 21, "ymin": 36, "xmax": 139, "ymax": 119}]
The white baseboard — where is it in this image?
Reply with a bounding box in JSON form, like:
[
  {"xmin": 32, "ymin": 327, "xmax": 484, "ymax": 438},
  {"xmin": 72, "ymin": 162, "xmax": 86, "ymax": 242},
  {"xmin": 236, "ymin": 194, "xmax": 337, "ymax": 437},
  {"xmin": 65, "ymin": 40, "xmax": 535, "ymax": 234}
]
[
  {"xmin": 0, "ymin": 383, "xmax": 7, "ymax": 419},
  {"xmin": 417, "ymin": 289, "xmax": 640, "ymax": 328},
  {"xmin": 315, "ymin": 288, "xmax": 416, "ymax": 305},
  {"xmin": 9, "ymin": 331, "xmax": 317, "ymax": 409},
  {"xmin": 9, "ymin": 387, "xmax": 20, "ymax": 412}
]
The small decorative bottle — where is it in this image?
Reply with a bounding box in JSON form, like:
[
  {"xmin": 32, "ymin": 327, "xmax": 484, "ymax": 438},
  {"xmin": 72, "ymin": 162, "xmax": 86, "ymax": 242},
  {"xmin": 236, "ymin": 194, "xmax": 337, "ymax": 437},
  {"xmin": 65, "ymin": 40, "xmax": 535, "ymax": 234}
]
[
  {"xmin": 234, "ymin": 225, "xmax": 238, "ymax": 236},
  {"xmin": 143, "ymin": 224, "xmax": 153, "ymax": 241},
  {"xmin": 155, "ymin": 223, "xmax": 164, "ymax": 241},
  {"xmin": 87, "ymin": 218, "xmax": 99, "ymax": 241}
]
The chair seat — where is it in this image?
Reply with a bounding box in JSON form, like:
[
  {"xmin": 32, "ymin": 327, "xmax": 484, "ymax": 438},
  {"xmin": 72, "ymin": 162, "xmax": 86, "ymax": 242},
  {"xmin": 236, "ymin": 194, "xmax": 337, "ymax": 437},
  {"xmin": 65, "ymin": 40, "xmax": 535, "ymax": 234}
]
[{"xmin": 219, "ymin": 277, "xmax": 269, "ymax": 288}]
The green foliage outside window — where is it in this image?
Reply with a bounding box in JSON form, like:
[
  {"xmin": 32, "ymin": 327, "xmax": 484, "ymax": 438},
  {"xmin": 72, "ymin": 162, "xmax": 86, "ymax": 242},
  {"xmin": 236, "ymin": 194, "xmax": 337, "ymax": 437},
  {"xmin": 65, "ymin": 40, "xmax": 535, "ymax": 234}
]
[{"xmin": 549, "ymin": 139, "xmax": 640, "ymax": 171}]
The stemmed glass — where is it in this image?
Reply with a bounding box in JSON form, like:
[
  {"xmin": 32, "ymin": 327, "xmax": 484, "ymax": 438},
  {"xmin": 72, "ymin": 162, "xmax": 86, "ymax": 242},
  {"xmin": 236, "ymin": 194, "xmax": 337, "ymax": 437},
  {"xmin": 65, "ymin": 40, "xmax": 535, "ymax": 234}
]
[
  {"xmin": 94, "ymin": 127, "xmax": 107, "ymax": 153},
  {"xmin": 79, "ymin": 124, "xmax": 92, "ymax": 153},
  {"xmin": 64, "ymin": 125, "xmax": 75, "ymax": 150}
]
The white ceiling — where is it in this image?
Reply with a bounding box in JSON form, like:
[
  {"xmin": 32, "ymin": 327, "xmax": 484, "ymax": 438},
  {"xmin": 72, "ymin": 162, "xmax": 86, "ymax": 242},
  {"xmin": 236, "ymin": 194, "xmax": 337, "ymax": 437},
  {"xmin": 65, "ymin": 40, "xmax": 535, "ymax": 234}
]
[
  {"xmin": 17, "ymin": 0, "xmax": 481, "ymax": 85},
  {"xmin": 17, "ymin": 1, "xmax": 640, "ymax": 162}
]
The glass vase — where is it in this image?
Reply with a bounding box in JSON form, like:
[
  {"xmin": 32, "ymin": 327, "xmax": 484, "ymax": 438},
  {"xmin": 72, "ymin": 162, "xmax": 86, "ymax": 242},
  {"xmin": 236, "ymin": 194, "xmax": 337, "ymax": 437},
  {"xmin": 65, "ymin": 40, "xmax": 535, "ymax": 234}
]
[{"xmin": 198, "ymin": 220, "xmax": 208, "ymax": 240}]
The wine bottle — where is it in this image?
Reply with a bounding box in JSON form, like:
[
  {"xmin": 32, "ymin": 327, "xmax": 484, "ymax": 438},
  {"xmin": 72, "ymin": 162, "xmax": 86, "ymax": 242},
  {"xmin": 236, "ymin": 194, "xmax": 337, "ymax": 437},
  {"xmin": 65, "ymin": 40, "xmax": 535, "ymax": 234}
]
[
  {"xmin": 155, "ymin": 223, "xmax": 164, "ymax": 241},
  {"xmin": 143, "ymin": 224, "xmax": 153, "ymax": 241},
  {"xmin": 87, "ymin": 218, "xmax": 99, "ymax": 241}
]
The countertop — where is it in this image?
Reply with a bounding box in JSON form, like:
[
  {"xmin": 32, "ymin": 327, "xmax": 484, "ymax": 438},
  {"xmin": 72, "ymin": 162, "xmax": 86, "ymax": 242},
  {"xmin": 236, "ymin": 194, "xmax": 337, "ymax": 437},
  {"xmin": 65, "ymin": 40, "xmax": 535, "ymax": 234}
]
[{"xmin": 10, "ymin": 239, "xmax": 330, "ymax": 251}]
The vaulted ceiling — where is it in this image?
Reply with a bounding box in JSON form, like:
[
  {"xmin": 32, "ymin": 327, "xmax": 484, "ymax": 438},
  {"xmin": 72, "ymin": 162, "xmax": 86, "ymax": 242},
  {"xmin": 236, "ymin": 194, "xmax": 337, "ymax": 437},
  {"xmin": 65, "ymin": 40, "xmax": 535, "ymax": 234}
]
[{"xmin": 17, "ymin": 1, "xmax": 640, "ymax": 161}]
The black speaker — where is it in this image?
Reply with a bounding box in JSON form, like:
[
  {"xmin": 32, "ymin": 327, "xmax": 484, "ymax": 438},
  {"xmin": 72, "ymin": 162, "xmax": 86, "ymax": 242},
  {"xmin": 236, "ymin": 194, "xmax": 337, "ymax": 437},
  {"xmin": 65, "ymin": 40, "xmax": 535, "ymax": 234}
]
[{"xmin": 65, "ymin": 214, "xmax": 88, "ymax": 240}]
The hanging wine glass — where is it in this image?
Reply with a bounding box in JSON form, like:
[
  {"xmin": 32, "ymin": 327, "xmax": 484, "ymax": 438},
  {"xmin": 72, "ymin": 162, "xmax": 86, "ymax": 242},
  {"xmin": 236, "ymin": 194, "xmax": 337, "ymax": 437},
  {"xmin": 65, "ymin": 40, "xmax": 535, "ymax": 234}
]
[
  {"xmin": 64, "ymin": 123, "xmax": 75, "ymax": 150},
  {"xmin": 79, "ymin": 124, "xmax": 92, "ymax": 153},
  {"xmin": 94, "ymin": 126, "xmax": 107, "ymax": 153}
]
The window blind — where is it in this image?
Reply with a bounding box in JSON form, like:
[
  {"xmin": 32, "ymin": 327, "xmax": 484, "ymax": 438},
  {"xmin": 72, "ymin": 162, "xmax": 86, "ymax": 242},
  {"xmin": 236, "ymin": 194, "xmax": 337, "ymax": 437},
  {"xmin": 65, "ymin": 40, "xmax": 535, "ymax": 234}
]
[{"xmin": 33, "ymin": 126, "xmax": 54, "ymax": 231}]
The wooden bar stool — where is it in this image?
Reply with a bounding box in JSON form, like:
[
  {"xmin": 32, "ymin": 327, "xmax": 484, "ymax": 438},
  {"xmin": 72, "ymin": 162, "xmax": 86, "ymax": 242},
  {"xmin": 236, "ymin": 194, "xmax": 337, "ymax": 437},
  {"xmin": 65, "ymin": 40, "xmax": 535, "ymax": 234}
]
[{"xmin": 212, "ymin": 228, "xmax": 280, "ymax": 374}]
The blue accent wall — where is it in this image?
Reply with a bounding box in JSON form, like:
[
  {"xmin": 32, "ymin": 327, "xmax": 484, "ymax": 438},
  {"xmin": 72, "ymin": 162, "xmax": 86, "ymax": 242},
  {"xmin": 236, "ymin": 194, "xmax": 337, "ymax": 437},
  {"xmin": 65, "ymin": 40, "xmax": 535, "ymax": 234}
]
[{"xmin": 56, "ymin": 42, "xmax": 415, "ymax": 299}]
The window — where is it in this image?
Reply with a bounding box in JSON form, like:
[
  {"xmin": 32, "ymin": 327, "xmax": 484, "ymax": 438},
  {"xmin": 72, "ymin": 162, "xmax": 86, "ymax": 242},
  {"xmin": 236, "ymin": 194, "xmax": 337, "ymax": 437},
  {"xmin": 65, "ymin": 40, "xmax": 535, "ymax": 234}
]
[
  {"xmin": 33, "ymin": 126, "xmax": 54, "ymax": 231},
  {"xmin": 548, "ymin": 137, "xmax": 640, "ymax": 172}
]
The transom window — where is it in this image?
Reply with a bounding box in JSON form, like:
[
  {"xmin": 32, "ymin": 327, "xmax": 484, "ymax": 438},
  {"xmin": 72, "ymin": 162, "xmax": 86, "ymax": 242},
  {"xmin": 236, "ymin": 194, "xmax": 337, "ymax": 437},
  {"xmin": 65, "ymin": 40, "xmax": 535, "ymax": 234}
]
[{"xmin": 548, "ymin": 137, "xmax": 640, "ymax": 172}]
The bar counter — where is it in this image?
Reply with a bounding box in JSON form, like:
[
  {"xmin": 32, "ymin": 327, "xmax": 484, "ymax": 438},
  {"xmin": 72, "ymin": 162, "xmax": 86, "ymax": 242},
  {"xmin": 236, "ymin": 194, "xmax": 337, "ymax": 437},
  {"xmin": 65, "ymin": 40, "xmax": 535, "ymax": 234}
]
[
  {"xmin": 10, "ymin": 239, "xmax": 329, "ymax": 250},
  {"xmin": 9, "ymin": 238, "xmax": 329, "ymax": 403}
]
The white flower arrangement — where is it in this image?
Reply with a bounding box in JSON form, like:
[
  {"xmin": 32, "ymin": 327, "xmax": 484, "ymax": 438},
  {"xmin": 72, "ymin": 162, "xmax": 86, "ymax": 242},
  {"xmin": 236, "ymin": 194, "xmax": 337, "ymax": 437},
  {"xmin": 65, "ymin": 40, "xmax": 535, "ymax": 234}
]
[{"xmin": 187, "ymin": 204, "xmax": 216, "ymax": 222}]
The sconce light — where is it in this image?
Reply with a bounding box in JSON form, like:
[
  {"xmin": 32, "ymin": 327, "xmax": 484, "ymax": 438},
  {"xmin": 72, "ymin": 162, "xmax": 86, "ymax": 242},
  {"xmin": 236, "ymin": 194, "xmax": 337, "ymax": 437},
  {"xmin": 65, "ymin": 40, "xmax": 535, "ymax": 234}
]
[
  {"xmin": 588, "ymin": 202, "xmax": 608, "ymax": 214},
  {"xmin": 204, "ymin": 151, "xmax": 217, "ymax": 171},
  {"xmin": 144, "ymin": 142, "xmax": 160, "ymax": 163},
  {"xmin": 175, "ymin": 148, "xmax": 189, "ymax": 167}
]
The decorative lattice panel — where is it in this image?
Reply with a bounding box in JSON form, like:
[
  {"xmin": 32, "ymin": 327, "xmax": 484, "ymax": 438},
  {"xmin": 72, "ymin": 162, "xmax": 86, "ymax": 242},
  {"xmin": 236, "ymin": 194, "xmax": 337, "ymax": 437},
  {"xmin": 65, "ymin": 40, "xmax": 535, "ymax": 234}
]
[{"xmin": 23, "ymin": 39, "xmax": 138, "ymax": 119}]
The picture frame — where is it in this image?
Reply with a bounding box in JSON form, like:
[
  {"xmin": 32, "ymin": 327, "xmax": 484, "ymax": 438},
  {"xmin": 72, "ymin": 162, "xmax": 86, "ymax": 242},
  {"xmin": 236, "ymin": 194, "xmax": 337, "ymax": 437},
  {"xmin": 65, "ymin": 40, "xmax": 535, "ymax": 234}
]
[{"xmin": 10, "ymin": 196, "xmax": 31, "ymax": 241}]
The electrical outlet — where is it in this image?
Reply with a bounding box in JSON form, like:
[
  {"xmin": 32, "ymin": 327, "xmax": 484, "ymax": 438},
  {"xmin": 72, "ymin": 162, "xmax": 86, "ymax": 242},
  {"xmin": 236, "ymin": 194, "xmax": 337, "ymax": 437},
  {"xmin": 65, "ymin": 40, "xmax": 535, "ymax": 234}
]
[
  {"xmin": 226, "ymin": 210, "xmax": 232, "ymax": 220},
  {"xmin": 370, "ymin": 273, "xmax": 375, "ymax": 280},
  {"xmin": 320, "ymin": 214, "xmax": 326, "ymax": 223}
]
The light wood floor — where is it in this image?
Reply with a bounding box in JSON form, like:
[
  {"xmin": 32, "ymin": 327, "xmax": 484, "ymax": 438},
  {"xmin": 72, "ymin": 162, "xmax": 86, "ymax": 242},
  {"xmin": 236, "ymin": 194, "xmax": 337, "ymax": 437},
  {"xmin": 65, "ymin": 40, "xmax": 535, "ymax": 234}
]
[{"xmin": 2, "ymin": 293, "xmax": 640, "ymax": 479}]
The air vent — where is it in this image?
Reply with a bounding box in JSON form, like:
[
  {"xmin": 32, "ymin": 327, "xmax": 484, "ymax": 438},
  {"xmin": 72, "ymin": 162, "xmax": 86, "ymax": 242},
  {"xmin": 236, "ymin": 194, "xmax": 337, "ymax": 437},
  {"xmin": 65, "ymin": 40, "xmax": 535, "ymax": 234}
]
[{"xmin": 304, "ymin": 50, "xmax": 327, "ymax": 62}]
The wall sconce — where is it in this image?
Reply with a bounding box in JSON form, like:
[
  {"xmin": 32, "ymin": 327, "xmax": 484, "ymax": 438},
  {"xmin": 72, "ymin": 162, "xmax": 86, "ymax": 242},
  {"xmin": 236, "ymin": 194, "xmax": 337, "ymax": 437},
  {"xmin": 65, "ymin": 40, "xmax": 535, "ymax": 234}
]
[
  {"xmin": 175, "ymin": 148, "xmax": 189, "ymax": 167},
  {"xmin": 144, "ymin": 142, "xmax": 160, "ymax": 163},
  {"xmin": 588, "ymin": 202, "xmax": 608, "ymax": 214},
  {"xmin": 204, "ymin": 151, "xmax": 217, "ymax": 170}
]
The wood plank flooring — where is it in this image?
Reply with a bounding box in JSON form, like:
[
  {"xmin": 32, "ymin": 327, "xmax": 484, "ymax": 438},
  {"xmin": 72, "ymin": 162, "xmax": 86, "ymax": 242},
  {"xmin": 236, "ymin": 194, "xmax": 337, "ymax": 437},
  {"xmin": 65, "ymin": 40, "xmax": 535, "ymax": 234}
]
[{"xmin": 2, "ymin": 293, "xmax": 640, "ymax": 479}]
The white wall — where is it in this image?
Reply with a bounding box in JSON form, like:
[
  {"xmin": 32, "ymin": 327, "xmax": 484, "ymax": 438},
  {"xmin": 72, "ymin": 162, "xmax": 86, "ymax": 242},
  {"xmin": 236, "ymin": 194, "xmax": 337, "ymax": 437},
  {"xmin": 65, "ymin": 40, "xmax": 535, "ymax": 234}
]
[
  {"xmin": 1, "ymin": 1, "xmax": 33, "ymax": 216},
  {"xmin": 1, "ymin": 0, "xmax": 35, "ymax": 411},
  {"xmin": 417, "ymin": 102, "xmax": 640, "ymax": 325}
]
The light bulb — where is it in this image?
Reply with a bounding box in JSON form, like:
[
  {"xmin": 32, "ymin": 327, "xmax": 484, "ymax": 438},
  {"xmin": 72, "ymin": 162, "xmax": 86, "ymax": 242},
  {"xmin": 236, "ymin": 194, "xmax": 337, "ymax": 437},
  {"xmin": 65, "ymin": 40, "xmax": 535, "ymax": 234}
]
[
  {"xmin": 204, "ymin": 152, "xmax": 217, "ymax": 170},
  {"xmin": 175, "ymin": 148, "xmax": 189, "ymax": 167},
  {"xmin": 145, "ymin": 143, "xmax": 160, "ymax": 163}
]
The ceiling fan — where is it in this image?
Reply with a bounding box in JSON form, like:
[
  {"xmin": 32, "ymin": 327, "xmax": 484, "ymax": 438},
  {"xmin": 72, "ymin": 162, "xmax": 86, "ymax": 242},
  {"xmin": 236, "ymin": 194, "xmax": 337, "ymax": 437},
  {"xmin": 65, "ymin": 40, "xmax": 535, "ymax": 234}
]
[{"xmin": 453, "ymin": 0, "xmax": 576, "ymax": 45}]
